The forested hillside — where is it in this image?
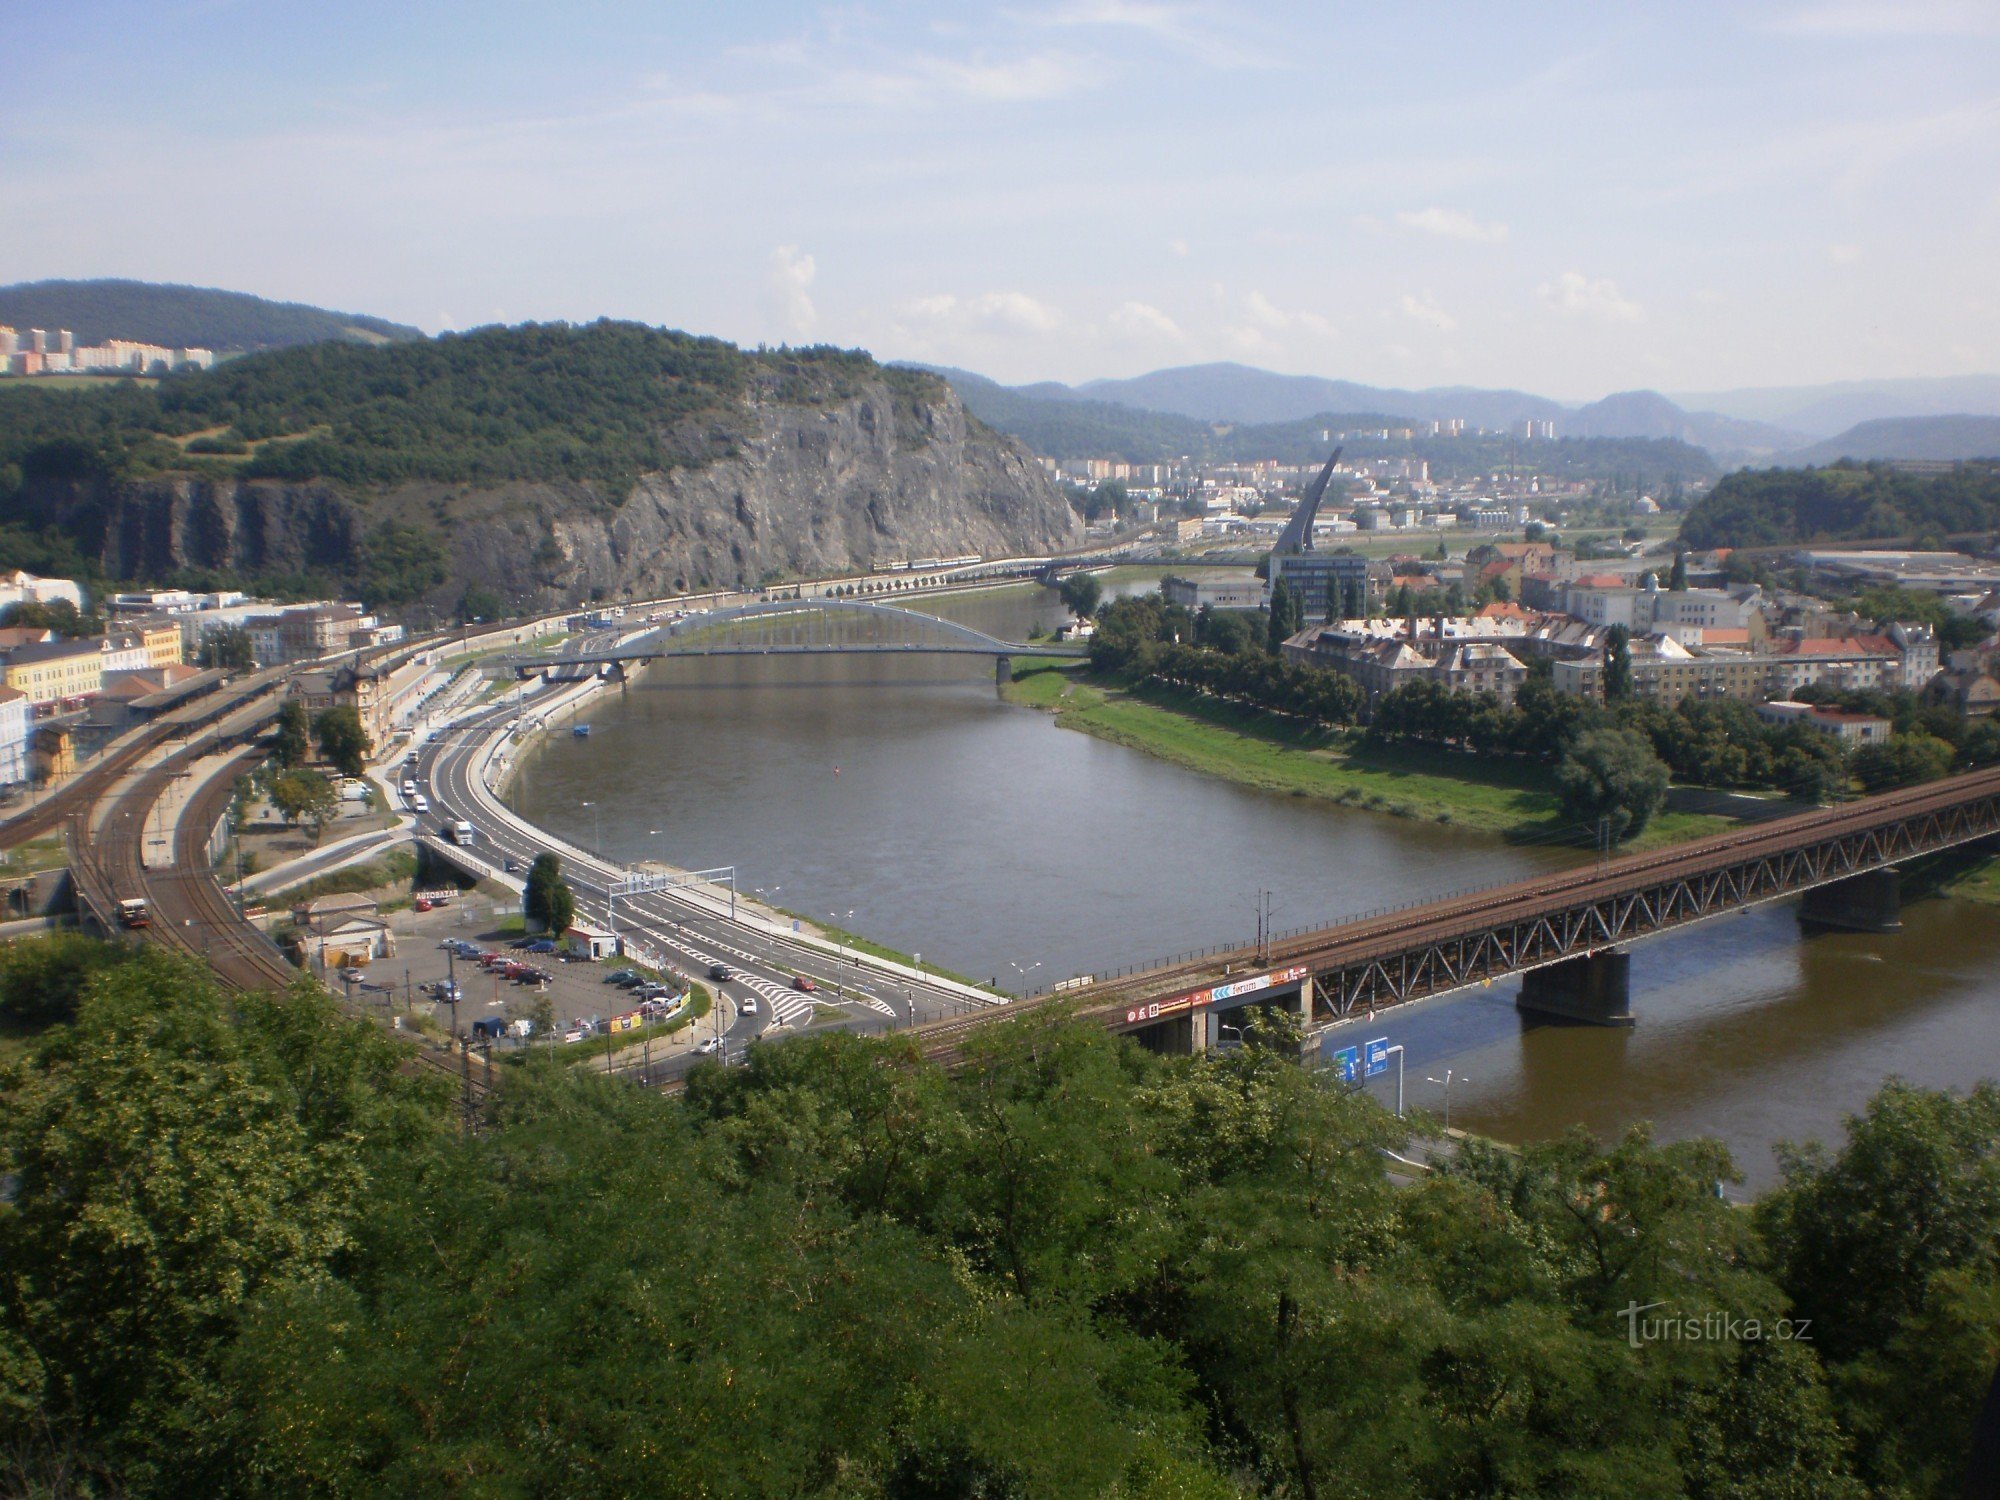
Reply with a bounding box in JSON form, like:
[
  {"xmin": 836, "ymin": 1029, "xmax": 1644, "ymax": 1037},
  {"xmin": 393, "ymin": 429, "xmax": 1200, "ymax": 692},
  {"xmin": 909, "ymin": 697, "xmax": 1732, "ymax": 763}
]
[
  {"xmin": 1680, "ymin": 460, "xmax": 2000, "ymax": 549},
  {"xmin": 2, "ymin": 941, "xmax": 1994, "ymax": 1496},
  {"xmin": 0, "ymin": 322, "xmax": 1077, "ymax": 613},
  {"xmin": 0, "ymin": 279, "xmax": 424, "ymax": 352}
]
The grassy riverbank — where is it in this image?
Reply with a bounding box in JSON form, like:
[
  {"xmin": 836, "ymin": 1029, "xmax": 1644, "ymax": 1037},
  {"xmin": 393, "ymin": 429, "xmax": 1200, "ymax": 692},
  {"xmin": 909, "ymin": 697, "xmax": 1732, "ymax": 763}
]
[{"xmin": 1004, "ymin": 664, "xmax": 1735, "ymax": 852}]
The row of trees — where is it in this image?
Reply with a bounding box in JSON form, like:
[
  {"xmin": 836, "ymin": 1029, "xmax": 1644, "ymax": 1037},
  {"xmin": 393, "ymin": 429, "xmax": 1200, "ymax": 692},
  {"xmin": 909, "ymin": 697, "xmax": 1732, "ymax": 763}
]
[
  {"xmin": 272, "ymin": 698, "xmax": 371, "ymax": 778},
  {"xmin": 1, "ymin": 942, "xmax": 1994, "ymax": 1495},
  {"xmin": 1090, "ymin": 593, "xmax": 1368, "ymax": 727}
]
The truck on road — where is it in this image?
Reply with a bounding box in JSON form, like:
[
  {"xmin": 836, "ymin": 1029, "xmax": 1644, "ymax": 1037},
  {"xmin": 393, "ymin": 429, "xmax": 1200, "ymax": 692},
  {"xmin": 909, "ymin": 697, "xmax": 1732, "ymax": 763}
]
[{"xmin": 451, "ymin": 819, "xmax": 477, "ymax": 846}]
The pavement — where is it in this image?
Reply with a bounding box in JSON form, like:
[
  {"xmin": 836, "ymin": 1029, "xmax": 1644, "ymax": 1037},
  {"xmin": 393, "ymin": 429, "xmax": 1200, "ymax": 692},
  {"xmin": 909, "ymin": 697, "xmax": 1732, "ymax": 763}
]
[{"xmin": 410, "ymin": 681, "xmax": 999, "ymax": 1083}]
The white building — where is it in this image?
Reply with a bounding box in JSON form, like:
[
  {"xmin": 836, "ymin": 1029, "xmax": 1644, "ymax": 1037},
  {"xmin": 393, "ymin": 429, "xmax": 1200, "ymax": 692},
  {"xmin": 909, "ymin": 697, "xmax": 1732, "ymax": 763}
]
[
  {"xmin": 0, "ymin": 570, "xmax": 85, "ymax": 614},
  {"xmin": 0, "ymin": 686, "xmax": 28, "ymax": 787}
]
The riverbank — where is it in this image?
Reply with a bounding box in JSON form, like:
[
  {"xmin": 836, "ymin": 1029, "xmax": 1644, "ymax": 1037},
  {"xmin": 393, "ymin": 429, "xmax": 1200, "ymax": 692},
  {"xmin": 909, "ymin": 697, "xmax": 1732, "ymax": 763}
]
[{"xmin": 1004, "ymin": 664, "xmax": 1735, "ymax": 852}]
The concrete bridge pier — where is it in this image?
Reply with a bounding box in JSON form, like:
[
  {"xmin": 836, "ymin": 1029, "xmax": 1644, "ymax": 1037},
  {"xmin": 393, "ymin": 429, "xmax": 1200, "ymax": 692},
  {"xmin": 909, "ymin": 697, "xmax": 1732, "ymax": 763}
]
[
  {"xmin": 995, "ymin": 655, "xmax": 1011, "ymax": 688},
  {"xmin": 1799, "ymin": 867, "xmax": 1901, "ymax": 933},
  {"xmin": 1516, "ymin": 949, "xmax": 1634, "ymax": 1027}
]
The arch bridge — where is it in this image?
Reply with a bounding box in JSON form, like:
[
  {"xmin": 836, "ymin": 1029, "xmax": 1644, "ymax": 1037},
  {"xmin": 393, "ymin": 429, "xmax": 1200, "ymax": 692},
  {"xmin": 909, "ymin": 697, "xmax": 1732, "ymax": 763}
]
[{"xmin": 501, "ymin": 598, "xmax": 1087, "ymax": 679}]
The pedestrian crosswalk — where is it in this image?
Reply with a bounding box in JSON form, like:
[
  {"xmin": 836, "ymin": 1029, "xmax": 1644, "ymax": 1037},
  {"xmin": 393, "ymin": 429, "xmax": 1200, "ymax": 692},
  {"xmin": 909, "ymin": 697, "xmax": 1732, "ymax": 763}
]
[{"xmin": 622, "ymin": 896, "xmax": 900, "ymax": 1028}]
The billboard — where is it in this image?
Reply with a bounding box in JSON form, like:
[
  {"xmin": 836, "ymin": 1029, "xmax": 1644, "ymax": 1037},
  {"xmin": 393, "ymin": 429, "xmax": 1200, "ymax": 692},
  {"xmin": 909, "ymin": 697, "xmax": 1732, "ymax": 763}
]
[{"xmin": 1122, "ymin": 965, "xmax": 1310, "ymax": 1027}]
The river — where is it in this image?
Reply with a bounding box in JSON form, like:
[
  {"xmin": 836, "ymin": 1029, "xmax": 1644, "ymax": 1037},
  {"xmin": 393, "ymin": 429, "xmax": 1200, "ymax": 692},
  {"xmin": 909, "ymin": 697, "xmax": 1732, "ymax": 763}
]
[{"xmin": 506, "ymin": 578, "xmax": 2000, "ymax": 1190}]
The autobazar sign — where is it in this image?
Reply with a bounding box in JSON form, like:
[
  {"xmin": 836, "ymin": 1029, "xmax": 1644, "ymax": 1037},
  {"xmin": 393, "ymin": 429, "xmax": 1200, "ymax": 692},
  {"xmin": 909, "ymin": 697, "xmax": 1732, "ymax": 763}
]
[{"xmin": 1122, "ymin": 966, "xmax": 1309, "ymax": 1027}]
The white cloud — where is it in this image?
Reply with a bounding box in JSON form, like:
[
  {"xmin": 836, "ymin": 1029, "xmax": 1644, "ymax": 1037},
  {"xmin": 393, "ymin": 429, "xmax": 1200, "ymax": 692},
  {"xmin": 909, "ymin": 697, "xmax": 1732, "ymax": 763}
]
[
  {"xmin": 1108, "ymin": 300, "xmax": 1184, "ymax": 340},
  {"xmin": 1394, "ymin": 291, "xmax": 1458, "ymax": 331},
  {"xmin": 1770, "ymin": 1, "xmax": 2000, "ymax": 37},
  {"xmin": 768, "ymin": 244, "xmax": 818, "ymax": 334},
  {"xmin": 898, "ymin": 289, "xmax": 1062, "ymax": 337},
  {"xmin": 1243, "ymin": 289, "xmax": 1290, "ymax": 330},
  {"xmin": 821, "ymin": 49, "xmax": 1094, "ymax": 107},
  {"xmin": 1167, "ymin": 237, "xmax": 1190, "ymax": 257},
  {"xmin": 1028, "ymin": 0, "xmax": 1278, "ymax": 68},
  {"xmin": 1538, "ymin": 270, "xmax": 1645, "ymax": 325},
  {"xmin": 1828, "ymin": 243, "xmax": 1864, "ymax": 264},
  {"xmin": 1396, "ymin": 206, "xmax": 1509, "ymax": 244}
]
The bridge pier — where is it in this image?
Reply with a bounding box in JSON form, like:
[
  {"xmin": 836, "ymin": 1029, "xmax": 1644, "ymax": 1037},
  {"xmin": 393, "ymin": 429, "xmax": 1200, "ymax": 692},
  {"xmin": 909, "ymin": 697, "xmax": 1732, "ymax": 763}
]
[
  {"xmin": 1516, "ymin": 949, "xmax": 1634, "ymax": 1027},
  {"xmin": 995, "ymin": 655, "xmax": 1011, "ymax": 687},
  {"xmin": 1799, "ymin": 867, "xmax": 1901, "ymax": 933}
]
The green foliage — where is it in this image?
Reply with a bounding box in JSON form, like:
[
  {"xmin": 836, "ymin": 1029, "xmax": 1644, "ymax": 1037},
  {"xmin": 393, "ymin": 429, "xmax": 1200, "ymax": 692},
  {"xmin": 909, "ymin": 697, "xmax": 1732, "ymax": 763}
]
[
  {"xmin": 271, "ymin": 698, "xmax": 309, "ymax": 769},
  {"xmin": 1602, "ymin": 622, "xmax": 1634, "ymax": 702},
  {"xmin": 265, "ymin": 767, "xmax": 337, "ymax": 837},
  {"xmin": 1557, "ymin": 726, "xmax": 1671, "ymax": 842},
  {"xmin": 1092, "ymin": 593, "xmax": 1367, "ymax": 727},
  {"xmin": 1681, "ymin": 459, "xmax": 2000, "ymax": 550},
  {"xmin": 354, "ymin": 521, "xmax": 445, "ymax": 608},
  {"xmin": 1058, "ymin": 571, "xmax": 1102, "ymax": 619},
  {"xmin": 1265, "ymin": 576, "xmax": 1301, "ymax": 650},
  {"xmin": 523, "ymin": 851, "xmax": 575, "ymax": 935},
  {"xmin": 1851, "ymin": 731, "xmax": 1955, "ymax": 793},
  {"xmin": 457, "ymin": 582, "xmax": 506, "ymax": 623},
  {"xmin": 196, "ymin": 624, "xmax": 253, "ymax": 670},
  {"xmin": 0, "ymin": 931, "xmax": 128, "ymax": 1031},
  {"xmin": 3, "ymin": 947, "xmax": 1997, "ymax": 1496},
  {"xmin": 0, "ymin": 598, "xmax": 104, "ymax": 639},
  {"xmin": 0, "ymin": 278, "xmax": 424, "ymax": 351},
  {"xmin": 0, "ymin": 323, "xmax": 947, "ymax": 527},
  {"xmin": 309, "ymin": 703, "xmax": 370, "ymax": 778}
]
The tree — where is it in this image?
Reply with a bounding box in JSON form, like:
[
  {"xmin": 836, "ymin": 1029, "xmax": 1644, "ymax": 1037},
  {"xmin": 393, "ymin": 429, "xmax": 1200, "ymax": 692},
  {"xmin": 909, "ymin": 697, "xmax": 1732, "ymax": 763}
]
[
  {"xmin": 1557, "ymin": 727, "xmax": 1670, "ymax": 843},
  {"xmin": 311, "ymin": 704, "xmax": 371, "ymax": 779},
  {"xmin": 1058, "ymin": 572, "xmax": 1102, "ymax": 620},
  {"xmin": 272, "ymin": 699, "xmax": 310, "ymax": 769},
  {"xmin": 1602, "ymin": 624, "xmax": 1633, "ymax": 702},
  {"xmin": 1668, "ymin": 550, "xmax": 1689, "ymax": 591},
  {"xmin": 267, "ymin": 768, "xmax": 338, "ymax": 839},
  {"xmin": 195, "ymin": 625, "xmax": 254, "ymax": 671},
  {"xmin": 1266, "ymin": 578, "xmax": 1300, "ymax": 652},
  {"xmin": 1850, "ymin": 731, "xmax": 1952, "ymax": 793},
  {"xmin": 457, "ymin": 584, "xmax": 506, "ymax": 624},
  {"xmin": 524, "ymin": 852, "xmax": 575, "ymax": 935}
]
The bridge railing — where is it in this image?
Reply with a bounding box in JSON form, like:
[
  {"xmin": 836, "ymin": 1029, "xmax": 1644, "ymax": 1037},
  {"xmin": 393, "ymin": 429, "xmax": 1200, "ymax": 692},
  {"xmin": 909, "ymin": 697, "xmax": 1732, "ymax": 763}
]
[{"xmin": 1019, "ymin": 874, "xmax": 1553, "ymax": 999}]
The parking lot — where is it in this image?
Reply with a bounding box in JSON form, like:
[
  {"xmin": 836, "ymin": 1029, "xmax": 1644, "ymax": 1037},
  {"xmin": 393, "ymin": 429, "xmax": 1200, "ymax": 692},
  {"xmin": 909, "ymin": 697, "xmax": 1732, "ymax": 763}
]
[{"xmin": 342, "ymin": 895, "xmax": 736, "ymax": 1060}]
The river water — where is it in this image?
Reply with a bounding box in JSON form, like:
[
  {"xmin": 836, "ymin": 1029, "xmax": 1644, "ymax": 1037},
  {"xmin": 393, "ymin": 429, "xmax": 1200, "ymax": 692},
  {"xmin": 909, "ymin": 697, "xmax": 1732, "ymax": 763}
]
[{"xmin": 507, "ymin": 580, "xmax": 2000, "ymax": 1190}]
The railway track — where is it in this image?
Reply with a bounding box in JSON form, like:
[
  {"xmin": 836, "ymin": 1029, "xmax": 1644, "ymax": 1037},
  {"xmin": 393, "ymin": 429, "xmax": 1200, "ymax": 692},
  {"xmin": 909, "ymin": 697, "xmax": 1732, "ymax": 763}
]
[{"xmin": 911, "ymin": 762, "xmax": 2000, "ymax": 1062}]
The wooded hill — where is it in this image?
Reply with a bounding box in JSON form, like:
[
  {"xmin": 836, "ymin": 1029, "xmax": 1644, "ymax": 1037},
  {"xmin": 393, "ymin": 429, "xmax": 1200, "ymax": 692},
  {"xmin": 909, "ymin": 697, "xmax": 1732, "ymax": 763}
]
[
  {"xmin": 0, "ymin": 278, "xmax": 424, "ymax": 353},
  {"xmin": 1680, "ymin": 460, "xmax": 2000, "ymax": 550}
]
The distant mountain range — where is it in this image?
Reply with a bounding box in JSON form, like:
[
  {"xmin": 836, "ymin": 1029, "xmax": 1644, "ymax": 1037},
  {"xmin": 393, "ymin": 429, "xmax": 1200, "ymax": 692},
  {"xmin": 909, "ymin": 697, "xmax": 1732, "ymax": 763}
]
[
  {"xmin": 927, "ymin": 360, "xmax": 2000, "ymax": 469},
  {"xmin": 1671, "ymin": 374, "xmax": 2000, "ymax": 439},
  {"xmin": 0, "ymin": 279, "xmax": 425, "ymax": 353}
]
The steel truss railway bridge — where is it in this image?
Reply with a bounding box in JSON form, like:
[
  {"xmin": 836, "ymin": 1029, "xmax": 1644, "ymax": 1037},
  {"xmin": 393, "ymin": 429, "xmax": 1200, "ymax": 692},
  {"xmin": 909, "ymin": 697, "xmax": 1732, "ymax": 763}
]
[
  {"xmin": 916, "ymin": 764, "xmax": 2000, "ymax": 1060},
  {"xmin": 500, "ymin": 599, "xmax": 1086, "ymax": 680}
]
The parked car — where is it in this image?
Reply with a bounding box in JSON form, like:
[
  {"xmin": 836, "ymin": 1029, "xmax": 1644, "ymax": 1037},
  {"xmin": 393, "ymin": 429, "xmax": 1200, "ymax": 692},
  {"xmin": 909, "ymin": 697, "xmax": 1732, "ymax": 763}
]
[
  {"xmin": 527, "ymin": 939, "xmax": 558, "ymax": 953},
  {"xmin": 616, "ymin": 973, "xmax": 647, "ymax": 988},
  {"xmin": 605, "ymin": 968, "xmax": 638, "ymax": 985},
  {"xmin": 561, "ymin": 1027, "xmax": 589, "ymax": 1045},
  {"xmin": 431, "ymin": 980, "xmax": 461, "ymax": 1001}
]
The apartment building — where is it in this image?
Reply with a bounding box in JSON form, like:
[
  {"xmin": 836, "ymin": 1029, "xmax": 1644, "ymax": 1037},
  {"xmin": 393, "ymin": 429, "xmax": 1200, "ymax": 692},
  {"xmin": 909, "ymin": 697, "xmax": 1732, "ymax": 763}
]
[
  {"xmin": 0, "ymin": 687, "xmax": 28, "ymax": 786},
  {"xmin": 4, "ymin": 639, "xmax": 104, "ymax": 705}
]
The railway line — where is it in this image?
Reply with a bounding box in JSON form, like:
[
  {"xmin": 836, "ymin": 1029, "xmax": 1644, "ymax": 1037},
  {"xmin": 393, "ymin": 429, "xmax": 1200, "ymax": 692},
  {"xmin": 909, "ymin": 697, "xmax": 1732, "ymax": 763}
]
[{"xmin": 911, "ymin": 762, "xmax": 2000, "ymax": 1061}]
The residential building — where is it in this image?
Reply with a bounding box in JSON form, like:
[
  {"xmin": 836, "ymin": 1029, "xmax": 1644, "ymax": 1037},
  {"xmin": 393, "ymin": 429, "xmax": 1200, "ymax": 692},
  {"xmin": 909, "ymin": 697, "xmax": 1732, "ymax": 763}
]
[
  {"xmin": 1282, "ymin": 619, "xmax": 1533, "ymax": 704},
  {"xmin": 99, "ymin": 633, "xmax": 152, "ymax": 675},
  {"xmin": 4, "ymin": 638, "xmax": 104, "ymax": 705},
  {"xmin": 1754, "ymin": 700, "xmax": 1893, "ymax": 745}
]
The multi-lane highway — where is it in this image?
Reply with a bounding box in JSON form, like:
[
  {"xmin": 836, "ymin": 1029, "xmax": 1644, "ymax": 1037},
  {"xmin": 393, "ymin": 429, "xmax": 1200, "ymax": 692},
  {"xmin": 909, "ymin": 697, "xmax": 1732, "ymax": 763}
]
[{"xmin": 412, "ymin": 686, "xmax": 998, "ymax": 1078}]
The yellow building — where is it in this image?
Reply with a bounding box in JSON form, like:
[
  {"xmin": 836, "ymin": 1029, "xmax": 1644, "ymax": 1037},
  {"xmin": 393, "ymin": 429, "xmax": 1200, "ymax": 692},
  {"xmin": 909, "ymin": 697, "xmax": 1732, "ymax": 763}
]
[
  {"xmin": 4, "ymin": 639, "xmax": 104, "ymax": 705},
  {"xmin": 138, "ymin": 622, "xmax": 182, "ymax": 669}
]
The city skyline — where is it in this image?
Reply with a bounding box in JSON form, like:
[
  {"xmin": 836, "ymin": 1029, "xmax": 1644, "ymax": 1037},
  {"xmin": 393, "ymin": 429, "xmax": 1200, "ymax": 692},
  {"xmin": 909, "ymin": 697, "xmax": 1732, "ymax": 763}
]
[{"xmin": 5, "ymin": 1, "xmax": 1997, "ymax": 398}]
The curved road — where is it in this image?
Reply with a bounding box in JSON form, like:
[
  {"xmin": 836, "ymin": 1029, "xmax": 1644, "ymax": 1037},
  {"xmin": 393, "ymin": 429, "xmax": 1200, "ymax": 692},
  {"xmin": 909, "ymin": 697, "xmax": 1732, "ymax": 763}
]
[{"xmin": 412, "ymin": 689, "xmax": 996, "ymax": 1079}]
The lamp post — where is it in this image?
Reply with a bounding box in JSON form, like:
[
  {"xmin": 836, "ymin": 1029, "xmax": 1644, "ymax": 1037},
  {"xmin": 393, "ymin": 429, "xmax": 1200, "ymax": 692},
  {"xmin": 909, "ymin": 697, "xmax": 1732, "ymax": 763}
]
[
  {"xmin": 1385, "ymin": 1043, "xmax": 1406, "ymax": 1118},
  {"xmin": 1425, "ymin": 1067, "xmax": 1467, "ymax": 1134},
  {"xmin": 828, "ymin": 909, "xmax": 853, "ymax": 997},
  {"xmin": 579, "ymin": 799, "xmax": 602, "ymax": 858},
  {"xmin": 1007, "ymin": 959, "xmax": 1041, "ymax": 999}
]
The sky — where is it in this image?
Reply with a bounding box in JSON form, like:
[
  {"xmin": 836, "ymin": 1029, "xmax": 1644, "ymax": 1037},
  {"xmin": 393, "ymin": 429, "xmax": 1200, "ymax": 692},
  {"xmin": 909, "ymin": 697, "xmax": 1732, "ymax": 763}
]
[{"xmin": 5, "ymin": 0, "xmax": 1998, "ymax": 399}]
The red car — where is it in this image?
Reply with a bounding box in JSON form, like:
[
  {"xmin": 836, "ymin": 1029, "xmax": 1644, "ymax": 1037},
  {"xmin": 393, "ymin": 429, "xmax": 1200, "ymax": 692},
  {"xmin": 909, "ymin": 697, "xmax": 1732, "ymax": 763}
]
[{"xmin": 792, "ymin": 974, "xmax": 817, "ymax": 993}]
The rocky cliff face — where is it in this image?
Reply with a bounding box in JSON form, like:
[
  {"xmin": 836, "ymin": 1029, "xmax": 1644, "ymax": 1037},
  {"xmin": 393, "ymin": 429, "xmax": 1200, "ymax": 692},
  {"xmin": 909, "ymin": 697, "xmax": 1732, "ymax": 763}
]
[{"xmin": 41, "ymin": 374, "xmax": 1081, "ymax": 612}]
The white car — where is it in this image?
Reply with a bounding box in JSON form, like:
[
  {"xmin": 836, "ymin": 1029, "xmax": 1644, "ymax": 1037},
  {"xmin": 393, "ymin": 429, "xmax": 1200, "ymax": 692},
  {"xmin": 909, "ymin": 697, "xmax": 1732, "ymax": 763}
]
[
  {"xmin": 738, "ymin": 996, "xmax": 757, "ymax": 1016},
  {"xmin": 695, "ymin": 1037, "xmax": 721, "ymax": 1055}
]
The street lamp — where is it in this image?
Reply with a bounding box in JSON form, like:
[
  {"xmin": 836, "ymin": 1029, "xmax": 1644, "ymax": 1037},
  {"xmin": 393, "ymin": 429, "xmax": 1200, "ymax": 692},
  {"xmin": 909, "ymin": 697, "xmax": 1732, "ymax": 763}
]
[
  {"xmin": 828, "ymin": 910, "xmax": 853, "ymax": 996},
  {"xmin": 1384, "ymin": 1043, "xmax": 1406, "ymax": 1118},
  {"xmin": 1425, "ymin": 1067, "xmax": 1468, "ymax": 1134},
  {"xmin": 1008, "ymin": 959, "xmax": 1041, "ymax": 997},
  {"xmin": 579, "ymin": 799, "xmax": 602, "ymax": 857}
]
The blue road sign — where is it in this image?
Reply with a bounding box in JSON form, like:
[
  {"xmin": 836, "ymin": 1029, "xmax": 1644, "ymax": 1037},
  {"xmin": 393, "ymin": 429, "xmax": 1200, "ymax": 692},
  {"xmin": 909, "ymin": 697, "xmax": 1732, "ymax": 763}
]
[
  {"xmin": 1364, "ymin": 1038, "xmax": 1391, "ymax": 1078},
  {"xmin": 1328, "ymin": 1045, "xmax": 1360, "ymax": 1083}
]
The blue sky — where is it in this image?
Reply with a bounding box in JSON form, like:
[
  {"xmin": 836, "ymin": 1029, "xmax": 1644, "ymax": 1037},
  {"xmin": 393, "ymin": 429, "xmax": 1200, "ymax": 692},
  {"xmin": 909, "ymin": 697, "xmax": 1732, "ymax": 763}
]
[{"xmin": 5, "ymin": 0, "xmax": 1997, "ymax": 397}]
